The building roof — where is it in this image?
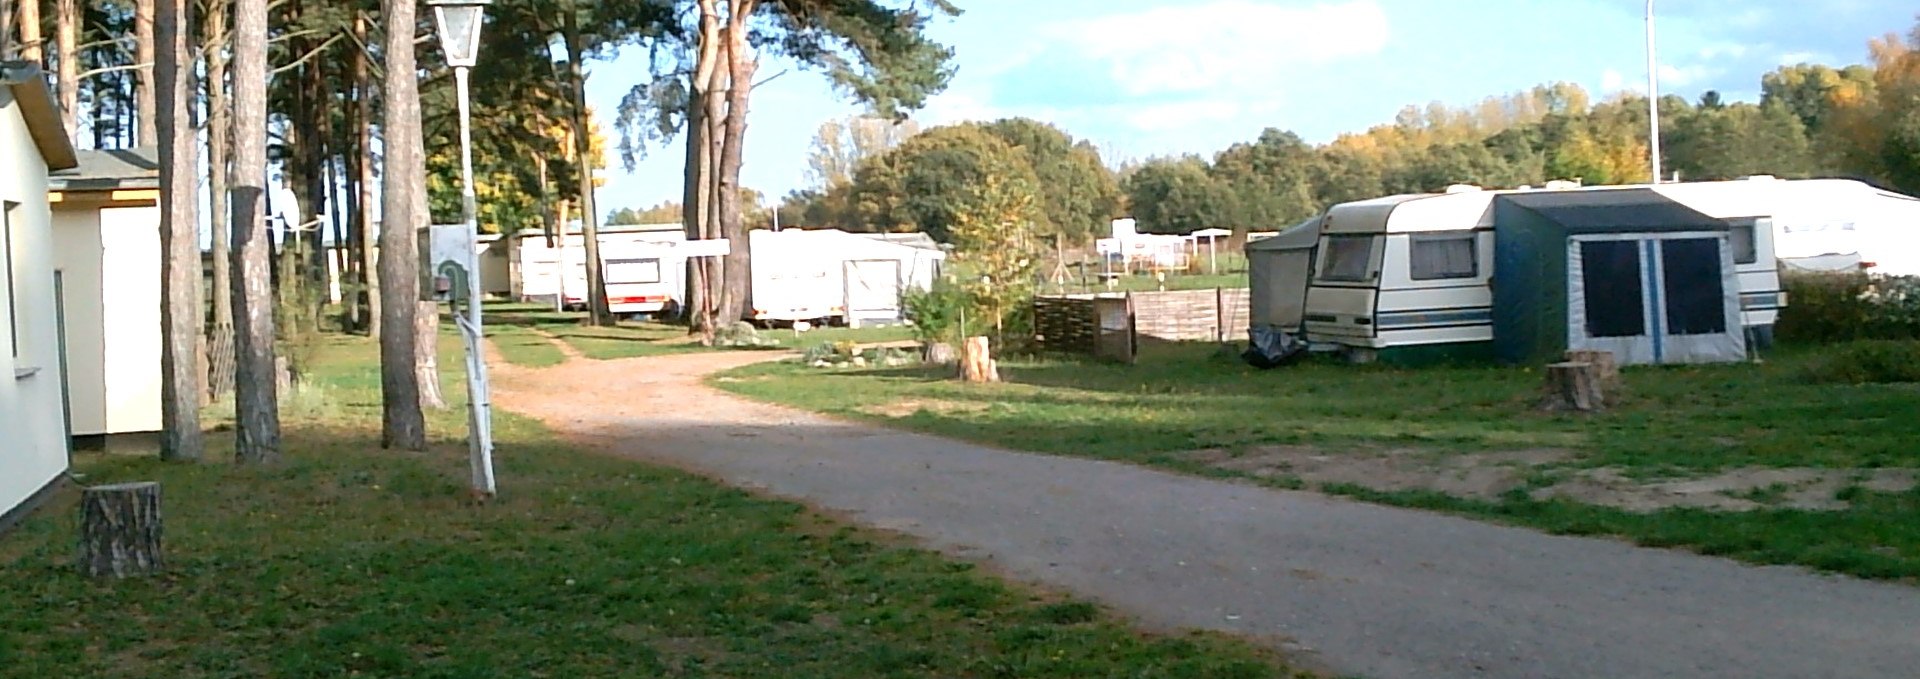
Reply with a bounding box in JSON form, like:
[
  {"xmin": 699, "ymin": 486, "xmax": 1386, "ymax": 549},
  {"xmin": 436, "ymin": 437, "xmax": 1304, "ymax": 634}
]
[
  {"xmin": 1, "ymin": 61, "xmax": 78, "ymax": 170},
  {"xmin": 49, "ymin": 147, "xmax": 159, "ymax": 191},
  {"xmin": 855, "ymin": 231, "xmax": 943, "ymax": 250}
]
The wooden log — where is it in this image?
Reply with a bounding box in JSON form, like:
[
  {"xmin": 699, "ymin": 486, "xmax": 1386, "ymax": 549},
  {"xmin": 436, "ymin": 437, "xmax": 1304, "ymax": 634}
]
[
  {"xmin": 79, "ymin": 482, "xmax": 165, "ymax": 578},
  {"xmin": 958, "ymin": 335, "xmax": 1000, "ymax": 383},
  {"xmin": 1564, "ymin": 349, "xmax": 1622, "ymax": 405},
  {"xmin": 923, "ymin": 341, "xmax": 956, "ymax": 365},
  {"xmin": 1541, "ymin": 361, "xmax": 1606, "ymax": 412}
]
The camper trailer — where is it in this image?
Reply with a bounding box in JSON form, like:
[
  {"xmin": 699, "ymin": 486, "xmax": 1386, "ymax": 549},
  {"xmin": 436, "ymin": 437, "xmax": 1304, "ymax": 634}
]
[
  {"xmin": 501, "ymin": 223, "xmax": 687, "ymax": 316},
  {"xmin": 1259, "ymin": 182, "xmax": 1799, "ymax": 365},
  {"xmin": 747, "ymin": 229, "xmax": 945, "ymax": 326}
]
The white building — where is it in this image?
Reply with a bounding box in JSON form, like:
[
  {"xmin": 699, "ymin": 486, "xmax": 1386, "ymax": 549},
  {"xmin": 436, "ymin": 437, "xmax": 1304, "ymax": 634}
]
[
  {"xmin": 2, "ymin": 62, "xmax": 81, "ymax": 529},
  {"xmin": 48, "ymin": 148, "xmax": 163, "ymax": 451}
]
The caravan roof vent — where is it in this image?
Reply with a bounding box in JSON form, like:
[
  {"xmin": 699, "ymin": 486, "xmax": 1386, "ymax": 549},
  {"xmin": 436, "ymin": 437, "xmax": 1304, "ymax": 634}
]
[
  {"xmin": 1443, "ymin": 184, "xmax": 1482, "ymax": 194},
  {"xmin": 1742, "ymin": 175, "xmax": 1778, "ymax": 181},
  {"xmin": 1543, "ymin": 179, "xmax": 1582, "ymax": 190}
]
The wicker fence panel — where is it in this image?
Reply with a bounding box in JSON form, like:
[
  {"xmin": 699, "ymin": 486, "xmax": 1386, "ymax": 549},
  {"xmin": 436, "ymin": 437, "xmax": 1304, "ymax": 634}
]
[{"xmin": 1034, "ymin": 288, "xmax": 1250, "ymax": 353}]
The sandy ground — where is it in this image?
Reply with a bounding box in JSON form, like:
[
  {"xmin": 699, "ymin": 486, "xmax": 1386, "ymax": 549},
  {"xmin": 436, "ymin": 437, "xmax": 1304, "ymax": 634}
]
[
  {"xmin": 1184, "ymin": 446, "xmax": 1920, "ymax": 512},
  {"xmin": 490, "ymin": 344, "xmax": 1920, "ymax": 679}
]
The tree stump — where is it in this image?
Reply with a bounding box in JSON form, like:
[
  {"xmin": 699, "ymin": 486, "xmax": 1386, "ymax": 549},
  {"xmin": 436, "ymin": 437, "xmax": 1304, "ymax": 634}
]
[
  {"xmin": 1564, "ymin": 349, "xmax": 1622, "ymax": 405},
  {"xmin": 1541, "ymin": 361, "xmax": 1607, "ymax": 412},
  {"xmin": 958, "ymin": 336, "xmax": 999, "ymax": 383},
  {"xmin": 923, "ymin": 341, "xmax": 956, "ymax": 365},
  {"xmin": 78, "ymin": 482, "xmax": 164, "ymax": 578}
]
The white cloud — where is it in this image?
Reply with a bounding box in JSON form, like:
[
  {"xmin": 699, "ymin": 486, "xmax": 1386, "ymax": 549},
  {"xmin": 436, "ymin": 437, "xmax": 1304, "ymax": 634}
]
[
  {"xmin": 919, "ymin": 90, "xmax": 1002, "ymax": 125},
  {"xmin": 1696, "ymin": 43, "xmax": 1750, "ymax": 60},
  {"xmin": 1658, "ymin": 63, "xmax": 1716, "ymax": 88},
  {"xmin": 1776, "ymin": 51, "xmax": 1827, "ymax": 65},
  {"xmin": 1124, "ymin": 100, "xmax": 1244, "ymax": 133},
  {"xmin": 1602, "ymin": 68, "xmax": 1628, "ymax": 93},
  {"xmin": 1051, "ymin": 0, "xmax": 1391, "ymax": 98}
]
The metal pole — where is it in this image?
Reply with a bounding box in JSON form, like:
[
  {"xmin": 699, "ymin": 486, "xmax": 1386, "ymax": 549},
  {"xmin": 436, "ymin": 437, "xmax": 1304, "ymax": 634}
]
[
  {"xmin": 1646, "ymin": 0, "xmax": 1662, "ymax": 184},
  {"xmin": 455, "ymin": 64, "xmax": 497, "ymax": 496}
]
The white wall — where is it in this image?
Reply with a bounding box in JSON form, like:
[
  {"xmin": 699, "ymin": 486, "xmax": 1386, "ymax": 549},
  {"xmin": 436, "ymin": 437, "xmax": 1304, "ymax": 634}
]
[
  {"xmin": 0, "ymin": 92, "xmax": 73, "ymax": 517},
  {"xmin": 50, "ymin": 205, "xmax": 105, "ymax": 434},
  {"xmin": 99, "ymin": 206, "xmax": 162, "ymax": 433}
]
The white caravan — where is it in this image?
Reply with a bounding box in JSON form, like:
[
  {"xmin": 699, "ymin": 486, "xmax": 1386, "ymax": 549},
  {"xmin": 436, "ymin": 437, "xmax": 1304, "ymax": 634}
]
[{"xmin": 746, "ymin": 229, "xmax": 945, "ymax": 326}]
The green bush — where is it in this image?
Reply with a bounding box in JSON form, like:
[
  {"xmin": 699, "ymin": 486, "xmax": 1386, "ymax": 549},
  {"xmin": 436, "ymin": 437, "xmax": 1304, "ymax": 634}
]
[
  {"xmin": 1777, "ymin": 272, "xmax": 1920, "ymax": 344},
  {"xmin": 902, "ymin": 280, "xmax": 969, "ymax": 344},
  {"xmin": 1801, "ymin": 340, "xmax": 1920, "ymax": 384}
]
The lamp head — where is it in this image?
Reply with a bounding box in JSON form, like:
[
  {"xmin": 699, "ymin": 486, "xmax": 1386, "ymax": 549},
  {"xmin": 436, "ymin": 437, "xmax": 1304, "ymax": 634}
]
[{"xmin": 427, "ymin": 0, "xmax": 491, "ymax": 68}]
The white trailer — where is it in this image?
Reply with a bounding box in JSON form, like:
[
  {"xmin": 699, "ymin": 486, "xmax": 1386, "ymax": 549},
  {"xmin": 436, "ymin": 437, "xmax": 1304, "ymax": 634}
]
[
  {"xmin": 502, "ymin": 223, "xmax": 687, "ymax": 317},
  {"xmin": 747, "ymin": 229, "xmax": 944, "ymax": 326}
]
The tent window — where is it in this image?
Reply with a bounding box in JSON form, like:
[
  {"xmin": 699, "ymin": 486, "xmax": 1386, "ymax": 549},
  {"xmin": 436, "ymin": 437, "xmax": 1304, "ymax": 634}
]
[
  {"xmin": 4, "ymin": 201, "xmax": 18, "ymax": 359},
  {"xmin": 1728, "ymin": 219, "xmax": 1758, "ymax": 264},
  {"xmin": 1579, "ymin": 240, "xmax": 1646, "ymax": 338},
  {"xmin": 1661, "ymin": 238, "xmax": 1729, "ymax": 335},
  {"xmin": 1409, "ymin": 233, "xmax": 1477, "ymax": 280},
  {"xmin": 1319, "ymin": 235, "xmax": 1373, "ymax": 282}
]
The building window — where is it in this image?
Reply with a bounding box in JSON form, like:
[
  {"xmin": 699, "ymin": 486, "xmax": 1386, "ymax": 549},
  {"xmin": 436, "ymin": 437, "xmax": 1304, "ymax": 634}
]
[
  {"xmin": 4, "ymin": 201, "xmax": 18, "ymax": 359},
  {"xmin": 1728, "ymin": 219, "xmax": 1759, "ymax": 265},
  {"xmin": 1409, "ymin": 233, "xmax": 1479, "ymax": 280},
  {"xmin": 1319, "ymin": 235, "xmax": 1374, "ymax": 282}
]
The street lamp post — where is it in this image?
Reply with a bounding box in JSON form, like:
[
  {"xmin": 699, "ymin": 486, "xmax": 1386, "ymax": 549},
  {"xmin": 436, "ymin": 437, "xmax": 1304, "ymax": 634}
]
[
  {"xmin": 1646, "ymin": 0, "xmax": 1662, "ymax": 184},
  {"xmin": 429, "ymin": 0, "xmax": 497, "ymax": 497}
]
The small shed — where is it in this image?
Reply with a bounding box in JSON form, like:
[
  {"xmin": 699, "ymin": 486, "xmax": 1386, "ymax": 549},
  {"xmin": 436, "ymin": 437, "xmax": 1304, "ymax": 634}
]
[
  {"xmin": 47, "ymin": 148, "xmax": 164, "ymax": 451},
  {"xmin": 1492, "ymin": 189, "xmax": 1746, "ymax": 366},
  {"xmin": 2, "ymin": 61, "xmax": 80, "ymax": 529}
]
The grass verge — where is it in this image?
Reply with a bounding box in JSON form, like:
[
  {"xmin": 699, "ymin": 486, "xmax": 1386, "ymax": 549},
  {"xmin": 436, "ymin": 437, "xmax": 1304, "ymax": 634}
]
[
  {"xmin": 713, "ymin": 342, "xmax": 1920, "ymax": 580},
  {"xmin": 0, "ymin": 335, "xmax": 1306, "ymax": 678}
]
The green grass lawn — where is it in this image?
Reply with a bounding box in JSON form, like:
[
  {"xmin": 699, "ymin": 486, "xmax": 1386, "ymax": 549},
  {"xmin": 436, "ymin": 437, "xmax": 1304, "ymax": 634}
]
[
  {"xmin": 482, "ymin": 301, "xmax": 915, "ymax": 360},
  {"xmin": 0, "ymin": 335, "xmax": 1306, "ymax": 678},
  {"xmin": 714, "ymin": 342, "xmax": 1920, "ymax": 580}
]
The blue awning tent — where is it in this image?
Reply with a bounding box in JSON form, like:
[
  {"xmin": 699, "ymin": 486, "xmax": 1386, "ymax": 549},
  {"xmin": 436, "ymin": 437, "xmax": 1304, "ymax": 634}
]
[{"xmin": 1492, "ymin": 189, "xmax": 1747, "ymax": 365}]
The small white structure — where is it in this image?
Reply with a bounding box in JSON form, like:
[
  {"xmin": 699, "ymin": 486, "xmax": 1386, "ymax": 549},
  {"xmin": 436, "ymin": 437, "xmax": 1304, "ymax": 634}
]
[
  {"xmin": 747, "ymin": 228, "xmax": 945, "ymax": 326},
  {"xmin": 2, "ymin": 61, "xmax": 80, "ymax": 528},
  {"xmin": 48, "ymin": 148, "xmax": 163, "ymax": 451},
  {"xmin": 1097, "ymin": 218, "xmax": 1188, "ymax": 270}
]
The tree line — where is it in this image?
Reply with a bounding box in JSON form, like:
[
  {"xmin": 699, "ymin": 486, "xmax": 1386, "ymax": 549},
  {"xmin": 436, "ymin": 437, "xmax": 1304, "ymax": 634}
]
[
  {"xmin": 783, "ymin": 23, "xmax": 1920, "ymax": 245},
  {"xmin": 1, "ymin": 0, "xmax": 958, "ymax": 468}
]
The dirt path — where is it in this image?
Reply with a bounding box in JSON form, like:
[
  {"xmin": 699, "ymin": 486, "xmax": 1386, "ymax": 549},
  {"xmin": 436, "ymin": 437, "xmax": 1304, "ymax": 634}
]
[{"xmin": 491, "ymin": 349, "xmax": 1920, "ymax": 679}]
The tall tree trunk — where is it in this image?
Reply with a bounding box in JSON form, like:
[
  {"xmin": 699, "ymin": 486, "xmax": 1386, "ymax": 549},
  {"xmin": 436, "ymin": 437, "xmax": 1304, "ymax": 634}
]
[
  {"xmin": 714, "ymin": 2, "xmax": 757, "ymax": 325},
  {"xmin": 228, "ymin": 0, "xmax": 279, "ymax": 463},
  {"xmin": 353, "ymin": 11, "xmax": 378, "ymax": 337},
  {"xmin": 53, "ymin": 0, "xmax": 76, "ymax": 137},
  {"xmin": 563, "ymin": 0, "xmax": 609, "ymax": 326},
  {"xmin": 377, "ymin": 0, "xmax": 427, "ymax": 450},
  {"xmin": 682, "ymin": 0, "xmax": 723, "ymax": 334},
  {"xmin": 134, "ymin": 0, "xmax": 156, "ymax": 146},
  {"xmin": 204, "ymin": 0, "xmax": 233, "ymax": 400},
  {"xmin": 155, "ymin": 0, "xmax": 201, "ymax": 460},
  {"xmin": 18, "ymin": 0, "xmax": 40, "ymax": 63}
]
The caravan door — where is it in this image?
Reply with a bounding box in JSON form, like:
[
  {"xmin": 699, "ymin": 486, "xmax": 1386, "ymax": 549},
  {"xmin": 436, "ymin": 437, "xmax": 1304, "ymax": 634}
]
[
  {"xmin": 843, "ymin": 259, "xmax": 903, "ymax": 328},
  {"xmin": 1568, "ymin": 233, "xmax": 1746, "ymax": 365}
]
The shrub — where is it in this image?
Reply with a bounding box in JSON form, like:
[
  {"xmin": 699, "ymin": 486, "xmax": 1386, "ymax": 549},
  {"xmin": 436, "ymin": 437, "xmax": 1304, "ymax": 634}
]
[
  {"xmin": 1777, "ymin": 272, "xmax": 1920, "ymax": 344},
  {"xmin": 1801, "ymin": 340, "xmax": 1920, "ymax": 384},
  {"xmin": 902, "ymin": 281, "xmax": 967, "ymax": 344}
]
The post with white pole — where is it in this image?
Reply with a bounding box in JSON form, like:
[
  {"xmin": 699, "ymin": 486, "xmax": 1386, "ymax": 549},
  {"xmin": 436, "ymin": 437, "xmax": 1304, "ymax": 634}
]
[
  {"xmin": 1645, "ymin": 0, "xmax": 1661, "ymax": 184},
  {"xmin": 430, "ymin": 0, "xmax": 497, "ymax": 497}
]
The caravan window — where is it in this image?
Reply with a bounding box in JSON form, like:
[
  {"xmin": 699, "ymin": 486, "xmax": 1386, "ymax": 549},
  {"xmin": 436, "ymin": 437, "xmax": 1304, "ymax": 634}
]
[
  {"xmin": 1728, "ymin": 219, "xmax": 1758, "ymax": 264},
  {"xmin": 1409, "ymin": 233, "xmax": 1478, "ymax": 280},
  {"xmin": 604, "ymin": 258, "xmax": 662, "ymax": 284},
  {"xmin": 1319, "ymin": 235, "xmax": 1374, "ymax": 282}
]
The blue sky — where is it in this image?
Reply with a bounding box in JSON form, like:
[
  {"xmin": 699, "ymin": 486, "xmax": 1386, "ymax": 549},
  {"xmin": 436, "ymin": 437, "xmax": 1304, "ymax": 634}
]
[{"xmin": 581, "ymin": 0, "xmax": 1916, "ymax": 215}]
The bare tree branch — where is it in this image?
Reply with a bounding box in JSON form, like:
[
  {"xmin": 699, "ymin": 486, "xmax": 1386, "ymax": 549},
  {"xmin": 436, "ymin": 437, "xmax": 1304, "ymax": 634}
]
[{"xmin": 271, "ymin": 32, "xmax": 344, "ymax": 75}]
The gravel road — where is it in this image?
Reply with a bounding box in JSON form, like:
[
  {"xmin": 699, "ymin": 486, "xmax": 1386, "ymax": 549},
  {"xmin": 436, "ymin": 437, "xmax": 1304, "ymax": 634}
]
[{"xmin": 492, "ymin": 348, "xmax": 1920, "ymax": 679}]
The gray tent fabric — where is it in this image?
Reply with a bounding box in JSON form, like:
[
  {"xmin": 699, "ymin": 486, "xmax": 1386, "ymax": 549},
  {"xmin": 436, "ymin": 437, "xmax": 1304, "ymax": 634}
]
[{"xmin": 1244, "ymin": 215, "xmax": 1320, "ymax": 368}]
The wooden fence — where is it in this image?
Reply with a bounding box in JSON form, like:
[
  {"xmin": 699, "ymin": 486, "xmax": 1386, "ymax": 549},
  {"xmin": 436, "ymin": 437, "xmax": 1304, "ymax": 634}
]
[{"xmin": 1033, "ymin": 288, "xmax": 1250, "ymax": 355}]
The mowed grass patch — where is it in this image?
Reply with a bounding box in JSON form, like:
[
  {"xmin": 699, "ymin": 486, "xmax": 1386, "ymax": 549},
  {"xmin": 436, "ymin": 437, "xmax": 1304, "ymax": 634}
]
[
  {"xmin": 715, "ymin": 342, "xmax": 1920, "ymax": 579},
  {"xmin": 0, "ymin": 336, "xmax": 1307, "ymax": 678},
  {"xmin": 484, "ymin": 323, "xmax": 568, "ymax": 367}
]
